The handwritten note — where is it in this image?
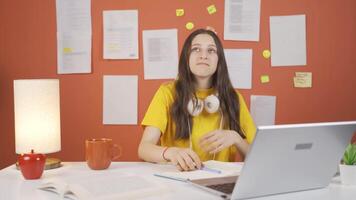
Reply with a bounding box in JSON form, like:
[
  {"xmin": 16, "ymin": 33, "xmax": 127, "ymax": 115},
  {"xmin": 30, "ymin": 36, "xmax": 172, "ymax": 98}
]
[{"xmin": 294, "ymin": 72, "xmax": 312, "ymax": 88}]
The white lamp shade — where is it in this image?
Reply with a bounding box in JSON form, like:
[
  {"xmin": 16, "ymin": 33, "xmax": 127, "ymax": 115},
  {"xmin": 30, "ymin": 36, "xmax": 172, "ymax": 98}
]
[{"xmin": 14, "ymin": 79, "xmax": 61, "ymax": 154}]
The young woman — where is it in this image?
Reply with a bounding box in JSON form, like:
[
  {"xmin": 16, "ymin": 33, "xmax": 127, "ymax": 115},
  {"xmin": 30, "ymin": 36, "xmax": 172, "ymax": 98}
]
[{"xmin": 138, "ymin": 28, "xmax": 256, "ymax": 171}]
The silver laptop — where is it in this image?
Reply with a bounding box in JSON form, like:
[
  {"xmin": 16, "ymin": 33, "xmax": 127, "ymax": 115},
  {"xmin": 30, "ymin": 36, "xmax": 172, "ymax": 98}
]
[{"xmin": 189, "ymin": 121, "xmax": 356, "ymax": 199}]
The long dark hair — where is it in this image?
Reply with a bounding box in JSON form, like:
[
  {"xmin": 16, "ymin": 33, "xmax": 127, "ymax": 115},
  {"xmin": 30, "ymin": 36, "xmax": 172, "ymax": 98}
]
[{"xmin": 171, "ymin": 29, "xmax": 245, "ymax": 140}]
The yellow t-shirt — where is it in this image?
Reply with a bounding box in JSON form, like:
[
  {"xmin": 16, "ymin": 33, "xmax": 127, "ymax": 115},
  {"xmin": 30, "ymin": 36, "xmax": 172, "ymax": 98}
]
[{"xmin": 141, "ymin": 82, "xmax": 256, "ymax": 162}]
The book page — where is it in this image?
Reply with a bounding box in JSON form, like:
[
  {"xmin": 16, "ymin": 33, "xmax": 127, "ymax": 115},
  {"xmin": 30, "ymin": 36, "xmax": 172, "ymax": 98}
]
[
  {"xmin": 38, "ymin": 174, "xmax": 169, "ymax": 200},
  {"xmin": 38, "ymin": 178, "xmax": 69, "ymax": 198},
  {"xmin": 68, "ymin": 175, "xmax": 153, "ymax": 198}
]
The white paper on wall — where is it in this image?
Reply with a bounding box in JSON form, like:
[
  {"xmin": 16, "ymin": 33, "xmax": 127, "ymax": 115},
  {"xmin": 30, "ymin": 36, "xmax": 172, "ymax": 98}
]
[
  {"xmin": 103, "ymin": 75, "xmax": 138, "ymax": 125},
  {"xmin": 270, "ymin": 15, "xmax": 307, "ymax": 67},
  {"xmin": 57, "ymin": 32, "xmax": 91, "ymax": 74},
  {"xmin": 224, "ymin": 49, "xmax": 253, "ymax": 89},
  {"xmin": 56, "ymin": 0, "xmax": 92, "ymax": 74},
  {"xmin": 224, "ymin": 0, "xmax": 261, "ymax": 41},
  {"xmin": 56, "ymin": 0, "xmax": 92, "ymax": 32},
  {"xmin": 103, "ymin": 10, "xmax": 139, "ymax": 59},
  {"xmin": 250, "ymin": 95, "xmax": 276, "ymax": 126},
  {"xmin": 143, "ymin": 29, "xmax": 178, "ymax": 79}
]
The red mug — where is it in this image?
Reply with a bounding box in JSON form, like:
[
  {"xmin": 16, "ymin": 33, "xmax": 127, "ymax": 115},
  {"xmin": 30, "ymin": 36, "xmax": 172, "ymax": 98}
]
[{"xmin": 85, "ymin": 138, "xmax": 121, "ymax": 170}]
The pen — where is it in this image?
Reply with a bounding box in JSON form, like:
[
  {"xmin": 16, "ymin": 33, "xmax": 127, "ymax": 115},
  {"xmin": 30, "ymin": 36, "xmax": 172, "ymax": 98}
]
[
  {"xmin": 201, "ymin": 166, "xmax": 222, "ymax": 174},
  {"xmin": 153, "ymin": 173, "xmax": 188, "ymax": 182}
]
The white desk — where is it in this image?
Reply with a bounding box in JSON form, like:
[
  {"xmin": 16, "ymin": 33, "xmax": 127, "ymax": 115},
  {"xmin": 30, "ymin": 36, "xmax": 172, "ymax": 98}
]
[{"xmin": 0, "ymin": 162, "xmax": 355, "ymax": 200}]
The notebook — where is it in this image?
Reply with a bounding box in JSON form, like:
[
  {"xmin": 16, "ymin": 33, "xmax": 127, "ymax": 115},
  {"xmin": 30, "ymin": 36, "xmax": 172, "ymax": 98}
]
[
  {"xmin": 189, "ymin": 121, "xmax": 356, "ymax": 199},
  {"xmin": 154, "ymin": 160, "xmax": 243, "ymax": 182}
]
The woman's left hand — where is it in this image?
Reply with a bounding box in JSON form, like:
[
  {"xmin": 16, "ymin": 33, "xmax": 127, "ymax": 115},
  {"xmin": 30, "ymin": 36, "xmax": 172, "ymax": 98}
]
[{"xmin": 199, "ymin": 130, "xmax": 242, "ymax": 154}]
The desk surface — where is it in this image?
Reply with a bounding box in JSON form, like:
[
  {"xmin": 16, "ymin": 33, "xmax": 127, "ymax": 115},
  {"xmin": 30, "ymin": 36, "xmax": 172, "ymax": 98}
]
[{"xmin": 0, "ymin": 162, "xmax": 355, "ymax": 200}]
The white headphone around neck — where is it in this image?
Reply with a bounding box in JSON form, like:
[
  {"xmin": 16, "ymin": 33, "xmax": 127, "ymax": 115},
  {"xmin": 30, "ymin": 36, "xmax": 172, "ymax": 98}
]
[
  {"xmin": 187, "ymin": 94, "xmax": 220, "ymax": 116},
  {"xmin": 186, "ymin": 93, "xmax": 222, "ymax": 160}
]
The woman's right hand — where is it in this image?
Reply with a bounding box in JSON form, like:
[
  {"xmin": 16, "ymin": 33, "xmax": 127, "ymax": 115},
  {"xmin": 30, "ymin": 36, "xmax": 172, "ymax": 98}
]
[{"xmin": 165, "ymin": 147, "xmax": 202, "ymax": 171}]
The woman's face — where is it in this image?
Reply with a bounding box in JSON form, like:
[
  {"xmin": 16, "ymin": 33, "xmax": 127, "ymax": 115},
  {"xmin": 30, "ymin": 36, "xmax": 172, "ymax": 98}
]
[{"xmin": 188, "ymin": 34, "xmax": 218, "ymax": 80}]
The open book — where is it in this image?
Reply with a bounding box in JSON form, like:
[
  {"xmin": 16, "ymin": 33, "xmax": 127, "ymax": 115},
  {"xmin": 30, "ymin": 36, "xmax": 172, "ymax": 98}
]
[
  {"xmin": 154, "ymin": 160, "xmax": 243, "ymax": 182},
  {"xmin": 38, "ymin": 174, "xmax": 169, "ymax": 200}
]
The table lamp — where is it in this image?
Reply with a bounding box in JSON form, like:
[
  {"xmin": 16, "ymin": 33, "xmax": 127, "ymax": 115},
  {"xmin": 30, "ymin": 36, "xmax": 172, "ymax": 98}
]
[{"xmin": 14, "ymin": 79, "xmax": 61, "ymax": 180}]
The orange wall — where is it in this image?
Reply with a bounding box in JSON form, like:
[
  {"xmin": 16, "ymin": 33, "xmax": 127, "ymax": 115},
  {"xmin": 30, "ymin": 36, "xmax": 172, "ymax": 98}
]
[{"xmin": 1, "ymin": 0, "xmax": 356, "ymax": 169}]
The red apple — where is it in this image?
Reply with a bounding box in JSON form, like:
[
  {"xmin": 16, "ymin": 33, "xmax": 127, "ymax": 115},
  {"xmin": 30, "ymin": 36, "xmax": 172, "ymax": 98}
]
[{"xmin": 18, "ymin": 150, "xmax": 46, "ymax": 180}]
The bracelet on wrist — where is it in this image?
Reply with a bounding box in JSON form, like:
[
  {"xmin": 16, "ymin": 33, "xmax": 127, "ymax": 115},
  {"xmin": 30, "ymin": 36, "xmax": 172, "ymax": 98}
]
[{"xmin": 162, "ymin": 147, "xmax": 170, "ymax": 162}]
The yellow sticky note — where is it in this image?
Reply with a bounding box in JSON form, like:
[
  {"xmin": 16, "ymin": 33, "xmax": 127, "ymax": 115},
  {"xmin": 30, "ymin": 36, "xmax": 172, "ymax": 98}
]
[
  {"xmin": 260, "ymin": 75, "xmax": 270, "ymax": 83},
  {"xmin": 207, "ymin": 5, "xmax": 217, "ymax": 15},
  {"xmin": 262, "ymin": 49, "xmax": 271, "ymax": 59},
  {"xmin": 63, "ymin": 47, "xmax": 72, "ymax": 53},
  {"xmin": 176, "ymin": 9, "xmax": 184, "ymax": 17},
  {"xmin": 294, "ymin": 72, "xmax": 312, "ymax": 88},
  {"xmin": 186, "ymin": 22, "xmax": 194, "ymax": 30}
]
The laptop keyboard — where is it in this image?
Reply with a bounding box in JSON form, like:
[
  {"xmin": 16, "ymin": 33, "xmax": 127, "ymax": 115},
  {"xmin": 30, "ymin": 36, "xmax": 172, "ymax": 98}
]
[{"xmin": 206, "ymin": 182, "xmax": 235, "ymax": 194}]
